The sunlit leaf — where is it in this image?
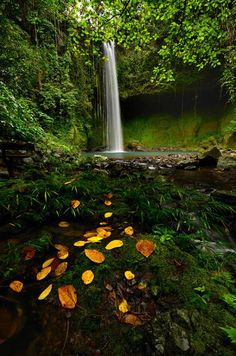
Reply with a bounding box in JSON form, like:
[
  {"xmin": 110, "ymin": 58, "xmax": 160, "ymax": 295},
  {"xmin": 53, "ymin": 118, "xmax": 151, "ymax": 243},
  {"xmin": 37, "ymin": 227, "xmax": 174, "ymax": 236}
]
[
  {"xmin": 74, "ymin": 240, "xmax": 88, "ymax": 247},
  {"xmin": 136, "ymin": 240, "xmax": 156, "ymax": 257},
  {"xmin": 36, "ymin": 266, "xmax": 52, "ymax": 280},
  {"xmin": 118, "ymin": 298, "xmax": 129, "ymax": 313},
  {"xmin": 87, "ymin": 236, "xmax": 103, "ymax": 243},
  {"xmin": 42, "ymin": 258, "xmax": 55, "ymax": 268},
  {"xmin": 58, "ymin": 221, "xmax": 70, "ymax": 228},
  {"xmin": 64, "ymin": 178, "xmax": 75, "ymax": 185},
  {"xmin": 9, "ymin": 280, "xmax": 23, "ymax": 293},
  {"xmin": 23, "ymin": 246, "xmax": 36, "ymax": 261},
  {"xmin": 104, "ymin": 212, "xmax": 113, "ymax": 218},
  {"xmin": 124, "ymin": 271, "xmax": 135, "ymax": 280},
  {"xmin": 104, "ymin": 200, "xmax": 112, "ymax": 206},
  {"xmin": 124, "ymin": 226, "xmax": 134, "ymax": 236},
  {"xmin": 84, "ymin": 249, "xmax": 105, "ymax": 263},
  {"xmin": 57, "ymin": 248, "xmax": 69, "ymax": 260},
  {"xmin": 38, "ymin": 284, "xmax": 53, "ymax": 300},
  {"xmin": 105, "ymin": 240, "xmax": 124, "ymax": 250},
  {"xmin": 55, "ymin": 262, "xmax": 68, "ymax": 276},
  {"xmin": 71, "ymin": 200, "xmax": 80, "ymax": 209},
  {"xmin": 58, "ymin": 285, "xmax": 77, "ymax": 309},
  {"xmin": 122, "ymin": 313, "xmax": 143, "ymax": 326},
  {"xmin": 81, "ymin": 270, "xmax": 94, "ymax": 285}
]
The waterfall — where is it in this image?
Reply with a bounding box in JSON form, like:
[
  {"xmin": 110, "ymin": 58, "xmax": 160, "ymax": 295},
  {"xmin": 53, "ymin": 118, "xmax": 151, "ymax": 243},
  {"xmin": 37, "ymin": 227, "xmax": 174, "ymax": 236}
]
[{"xmin": 103, "ymin": 41, "xmax": 124, "ymax": 152}]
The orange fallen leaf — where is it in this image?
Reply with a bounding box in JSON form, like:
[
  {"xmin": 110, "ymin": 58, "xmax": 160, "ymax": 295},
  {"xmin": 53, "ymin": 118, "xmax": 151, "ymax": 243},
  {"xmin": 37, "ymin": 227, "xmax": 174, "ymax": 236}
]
[
  {"xmin": 124, "ymin": 271, "xmax": 135, "ymax": 280},
  {"xmin": 81, "ymin": 270, "xmax": 94, "ymax": 285},
  {"xmin": 107, "ymin": 192, "xmax": 113, "ymax": 199},
  {"xmin": 42, "ymin": 258, "xmax": 55, "ymax": 268},
  {"xmin": 123, "ymin": 313, "xmax": 143, "ymax": 326},
  {"xmin": 136, "ymin": 240, "xmax": 156, "ymax": 257},
  {"xmin": 58, "ymin": 284, "xmax": 77, "ymax": 309},
  {"xmin": 54, "ymin": 244, "xmax": 68, "ymax": 251},
  {"xmin": 36, "ymin": 266, "xmax": 52, "ymax": 280},
  {"xmin": 9, "ymin": 280, "xmax": 23, "ymax": 293},
  {"xmin": 23, "ymin": 246, "xmax": 36, "ymax": 261},
  {"xmin": 105, "ymin": 240, "xmax": 124, "ymax": 250},
  {"xmin": 55, "ymin": 262, "xmax": 68, "ymax": 276},
  {"xmin": 104, "ymin": 200, "xmax": 112, "ymax": 206},
  {"xmin": 58, "ymin": 221, "xmax": 70, "ymax": 228},
  {"xmin": 104, "ymin": 212, "xmax": 113, "ymax": 218},
  {"xmin": 83, "ymin": 231, "xmax": 97, "ymax": 238},
  {"xmin": 84, "ymin": 249, "xmax": 105, "ymax": 264},
  {"xmin": 124, "ymin": 226, "xmax": 134, "ymax": 236},
  {"xmin": 97, "ymin": 226, "xmax": 112, "ymax": 232},
  {"xmin": 38, "ymin": 284, "xmax": 53, "ymax": 300},
  {"xmin": 118, "ymin": 298, "xmax": 129, "ymax": 313},
  {"xmin": 71, "ymin": 200, "xmax": 80, "ymax": 209},
  {"xmin": 74, "ymin": 240, "xmax": 88, "ymax": 247}
]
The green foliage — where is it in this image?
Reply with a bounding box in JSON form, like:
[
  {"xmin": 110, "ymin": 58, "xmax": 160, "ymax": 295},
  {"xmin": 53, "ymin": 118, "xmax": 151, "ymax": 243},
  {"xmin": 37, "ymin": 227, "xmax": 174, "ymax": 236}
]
[
  {"xmin": 221, "ymin": 293, "xmax": 236, "ymax": 310},
  {"xmin": 221, "ymin": 327, "xmax": 236, "ymax": 344}
]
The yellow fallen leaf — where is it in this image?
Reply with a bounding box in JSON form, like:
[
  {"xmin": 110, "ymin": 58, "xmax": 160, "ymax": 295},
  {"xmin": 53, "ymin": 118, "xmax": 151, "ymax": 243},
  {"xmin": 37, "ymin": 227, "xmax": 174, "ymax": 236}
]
[
  {"xmin": 104, "ymin": 212, "xmax": 113, "ymax": 218},
  {"xmin": 104, "ymin": 200, "xmax": 112, "ymax": 206},
  {"xmin": 55, "ymin": 262, "xmax": 68, "ymax": 276},
  {"xmin": 124, "ymin": 226, "xmax": 134, "ymax": 236},
  {"xmin": 38, "ymin": 284, "xmax": 53, "ymax": 300},
  {"xmin": 84, "ymin": 249, "xmax": 105, "ymax": 264},
  {"xmin": 124, "ymin": 271, "xmax": 135, "ymax": 280},
  {"xmin": 83, "ymin": 231, "xmax": 97, "ymax": 238},
  {"xmin": 74, "ymin": 240, "xmax": 88, "ymax": 247},
  {"xmin": 136, "ymin": 240, "xmax": 156, "ymax": 257},
  {"xmin": 36, "ymin": 266, "xmax": 52, "ymax": 281},
  {"xmin": 87, "ymin": 236, "xmax": 103, "ymax": 243},
  {"xmin": 99, "ymin": 222, "xmax": 108, "ymax": 226},
  {"xmin": 96, "ymin": 228, "xmax": 111, "ymax": 238},
  {"xmin": 58, "ymin": 221, "xmax": 70, "ymax": 228},
  {"xmin": 71, "ymin": 200, "xmax": 80, "ymax": 209},
  {"xmin": 9, "ymin": 280, "xmax": 23, "ymax": 293},
  {"xmin": 42, "ymin": 258, "xmax": 55, "ymax": 268},
  {"xmin": 119, "ymin": 298, "xmax": 129, "ymax": 313},
  {"xmin": 57, "ymin": 248, "xmax": 69, "ymax": 260},
  {"xmin": 54, "ymin": 244, "xmax": 68, "ymax": 251},
  {"xmin": 105, "ymin": 240, "xmax": 124, "ymax": 250},
  {"xmin": 81, "ymin": 270, "xmax": 94, "ymax": 285},
  {"xmin": 58, "ymin": 285, "xmax": 77, "ymax": 309}
]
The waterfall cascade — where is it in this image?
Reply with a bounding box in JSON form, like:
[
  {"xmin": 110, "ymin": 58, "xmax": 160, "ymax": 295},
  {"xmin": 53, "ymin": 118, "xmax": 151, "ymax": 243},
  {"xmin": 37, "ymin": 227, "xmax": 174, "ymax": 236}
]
[{"xmin": 103, "ymin": 41, "xmax": 124, "ymax": 152}]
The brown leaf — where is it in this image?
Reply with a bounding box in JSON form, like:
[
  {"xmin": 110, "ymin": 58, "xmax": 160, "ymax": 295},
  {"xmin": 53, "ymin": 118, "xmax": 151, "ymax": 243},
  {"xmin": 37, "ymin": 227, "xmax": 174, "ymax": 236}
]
[
  {"xmin": 38, "ymin": 284, "xmax": 53, "ymax": 300},
  {"xmin": 71, "ymin": 200, "xmax": 80, "ymax": 209},
  {"xmin": 122, "ymin": 313, "xmax": 143, "ymax": 326},
  {"xmin": 58, "ymin": 285, "xmax": 77, "ymax": 309},
  {"xmin": 84, "ymin": 249, "xmax": 105, "ymax": 264},
  {"xmin": 136, "ymin": 240, "xmax": 155, "ymax": 257},
  {"xmin": 36, "ymin": 266, "xmax": 52, "ymax": 280},
  {"xmin": 55, "ymin": 262, "xmax": 68, "ymax": 276},
  {"xmin": 106, "ymin": 192, "xmax": 113, "ymax": 199},
  {"xmin": 9, "ymin": 280, "xmax": 23, "ymax": 293},
  {"xmin": 105, "ymin": 240, "xmax": 124, "ymax": 250},
  {"xmin": 81, "ymin": 270, "xmax": 94, "ymax": 285},
  {"xmin": 23, "ymin": 246, "xmax": 36, "ymax": 261}
]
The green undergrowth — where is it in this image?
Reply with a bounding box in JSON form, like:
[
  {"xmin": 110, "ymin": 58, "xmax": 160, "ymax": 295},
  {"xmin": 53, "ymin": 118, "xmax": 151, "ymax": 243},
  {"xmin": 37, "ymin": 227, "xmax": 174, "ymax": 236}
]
[{"xmin": 0, "ymin": 171, "xmax": 236, "ymax": 354}]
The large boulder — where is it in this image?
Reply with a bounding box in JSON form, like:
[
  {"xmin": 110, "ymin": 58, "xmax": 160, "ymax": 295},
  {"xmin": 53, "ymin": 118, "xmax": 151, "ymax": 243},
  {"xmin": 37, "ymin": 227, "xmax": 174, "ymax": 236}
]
[{"xmin": 199, "ymin": 146, "xmax": 221, "ymax": 167}]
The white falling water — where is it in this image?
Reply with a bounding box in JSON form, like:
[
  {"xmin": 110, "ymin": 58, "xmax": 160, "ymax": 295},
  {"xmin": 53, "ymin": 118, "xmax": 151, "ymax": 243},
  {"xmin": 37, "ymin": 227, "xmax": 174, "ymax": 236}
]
[{"xmin": 103, "ymin": 41, "xmax": 124, "ymax": 152}]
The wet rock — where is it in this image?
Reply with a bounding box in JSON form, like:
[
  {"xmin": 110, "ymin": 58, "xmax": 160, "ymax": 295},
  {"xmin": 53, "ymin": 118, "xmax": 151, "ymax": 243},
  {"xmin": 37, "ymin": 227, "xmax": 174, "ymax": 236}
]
[
  {"xmin": 217, "ymin": 156, "xmax": 236, "ymax": 169},
  {"xmin": 199, "ymin": 146, "xmax": 221, "ymax": 167},
  {"xmin": 170, "ymin": 323, "xmax": 190, "ymax": 352},
  {"xmin": 184, "ymin": 165, "xmax": 197, "ymax": 170}
]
